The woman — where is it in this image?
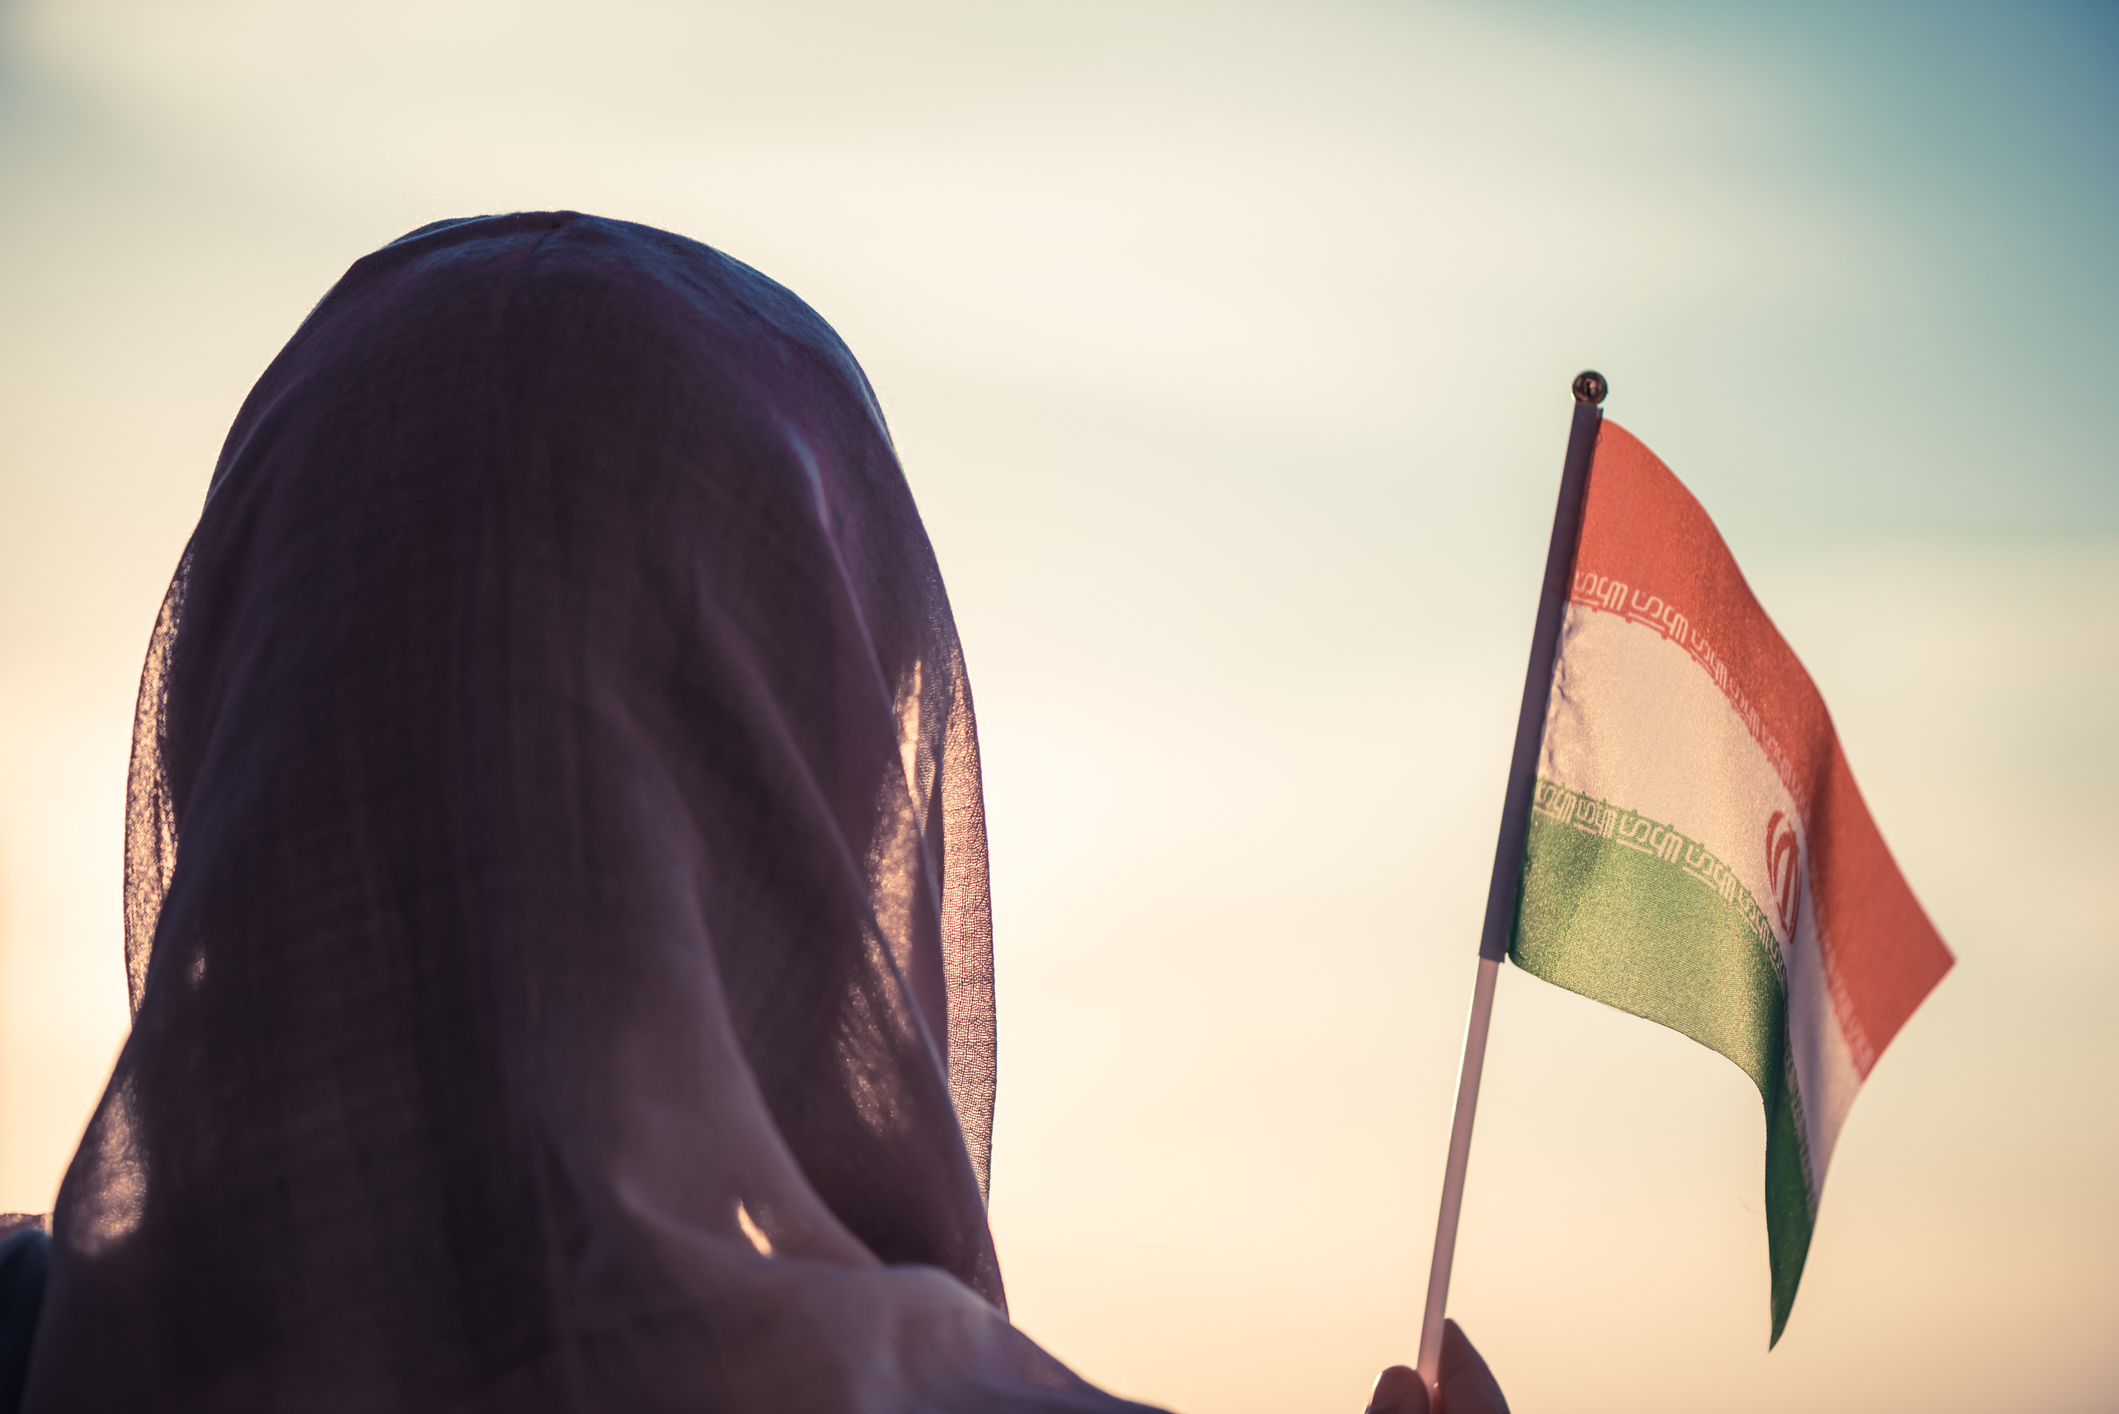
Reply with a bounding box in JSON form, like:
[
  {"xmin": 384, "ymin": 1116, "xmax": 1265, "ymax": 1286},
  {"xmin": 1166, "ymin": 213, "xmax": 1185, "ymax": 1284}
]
[{"xmin": 7, "ymin": 213, "xmax": 1505, "ymax": 1412}]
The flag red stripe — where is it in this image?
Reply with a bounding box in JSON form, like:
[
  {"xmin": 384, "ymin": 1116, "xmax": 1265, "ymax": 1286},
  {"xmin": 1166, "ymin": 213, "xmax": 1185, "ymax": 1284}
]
[{"xmin": 1571, "ymin": 422, "xmax": 1952, "ymax": 1073}]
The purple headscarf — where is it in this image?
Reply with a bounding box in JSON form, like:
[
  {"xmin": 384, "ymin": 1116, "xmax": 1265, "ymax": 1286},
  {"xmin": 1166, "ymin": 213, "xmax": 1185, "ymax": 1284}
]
[{"xmin": 21, "ymin": 213, "xmax": 1156, "ymax": 1412}]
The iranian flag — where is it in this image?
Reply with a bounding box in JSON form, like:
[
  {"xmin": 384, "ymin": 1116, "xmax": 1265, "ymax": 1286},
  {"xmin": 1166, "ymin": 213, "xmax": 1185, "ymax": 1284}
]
[{"xmin": 1511, "ymin": 421, "xmax": 1954, "ymax": 1343}]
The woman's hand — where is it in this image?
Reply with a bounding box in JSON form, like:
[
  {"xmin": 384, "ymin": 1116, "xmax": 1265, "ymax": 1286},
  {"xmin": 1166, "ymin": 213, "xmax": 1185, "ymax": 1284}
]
[{"xmin": 1364, "ymin": 1321, "xmax": 1509, "ymax": 1414}]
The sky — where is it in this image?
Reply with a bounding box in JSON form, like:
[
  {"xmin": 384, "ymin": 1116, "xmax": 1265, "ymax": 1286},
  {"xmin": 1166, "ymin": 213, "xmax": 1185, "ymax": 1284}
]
[{"xmin": 0, "ymin": 2, "xmax": 2114, "ymax": 1411}]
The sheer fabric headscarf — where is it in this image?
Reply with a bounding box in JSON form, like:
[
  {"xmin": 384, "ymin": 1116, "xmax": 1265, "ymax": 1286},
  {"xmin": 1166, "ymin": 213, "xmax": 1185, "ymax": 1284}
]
[{"xmin": 21, "ymin": 213, "xmax": 1153, "ymax": 1413}]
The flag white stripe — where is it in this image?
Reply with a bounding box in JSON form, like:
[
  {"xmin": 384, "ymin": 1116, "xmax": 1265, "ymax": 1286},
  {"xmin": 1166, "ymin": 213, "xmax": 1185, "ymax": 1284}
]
[{"xmin": 1541, "ymin": 605, "xmax": 1863, "ymax": 1200}]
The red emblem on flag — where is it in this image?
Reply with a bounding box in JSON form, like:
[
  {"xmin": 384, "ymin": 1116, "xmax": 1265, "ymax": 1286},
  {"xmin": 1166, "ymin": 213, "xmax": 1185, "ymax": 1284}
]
[{"xmin": 1765, "ymin": 809, "xmax": 1802, "ymax": 939}]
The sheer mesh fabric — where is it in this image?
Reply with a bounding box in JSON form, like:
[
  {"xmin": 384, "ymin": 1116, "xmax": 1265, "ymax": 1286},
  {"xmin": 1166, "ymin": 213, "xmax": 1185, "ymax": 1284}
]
[{"xmin": 23, "ymin": 213, "xmax": 1152, "ymax": 1412}]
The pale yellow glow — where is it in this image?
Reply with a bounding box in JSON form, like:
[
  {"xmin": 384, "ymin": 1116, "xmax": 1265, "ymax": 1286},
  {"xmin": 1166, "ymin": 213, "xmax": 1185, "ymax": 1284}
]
[{"xmin": 737, "ymin": 1200, "xmax": 775, "ymax": 1258}]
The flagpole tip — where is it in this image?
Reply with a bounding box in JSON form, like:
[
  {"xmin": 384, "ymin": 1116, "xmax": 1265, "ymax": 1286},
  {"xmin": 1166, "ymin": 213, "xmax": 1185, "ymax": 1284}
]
[{"xmin": 1572, "ymin": 371, "xmax": 1608, "ymax": 405}]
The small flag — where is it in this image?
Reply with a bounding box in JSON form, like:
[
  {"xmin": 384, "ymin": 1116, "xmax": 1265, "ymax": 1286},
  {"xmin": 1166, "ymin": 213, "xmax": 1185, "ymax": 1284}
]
[{"xmin": 1512, "ymin": 421, "xmax": 1953, "ymax": 1343}]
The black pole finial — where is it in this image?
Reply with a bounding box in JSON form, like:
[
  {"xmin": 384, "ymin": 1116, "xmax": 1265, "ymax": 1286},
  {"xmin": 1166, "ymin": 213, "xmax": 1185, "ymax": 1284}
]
[{"xmin": 1572, "ymin": 370, "xmax": 1608, "ymax": 405}]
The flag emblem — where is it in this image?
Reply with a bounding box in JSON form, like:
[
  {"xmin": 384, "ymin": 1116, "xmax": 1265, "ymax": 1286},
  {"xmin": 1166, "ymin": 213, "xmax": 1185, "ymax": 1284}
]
[{"xmin": 1766, "ymin": 810, "xmax": 1802, "ymax": 939}]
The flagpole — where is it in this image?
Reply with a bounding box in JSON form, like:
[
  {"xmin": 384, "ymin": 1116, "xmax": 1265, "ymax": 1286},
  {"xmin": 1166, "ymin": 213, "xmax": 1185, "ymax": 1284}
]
[{"xmin": 1416, "ymin": 372, "xmax": 1606, "ymax": 1407}]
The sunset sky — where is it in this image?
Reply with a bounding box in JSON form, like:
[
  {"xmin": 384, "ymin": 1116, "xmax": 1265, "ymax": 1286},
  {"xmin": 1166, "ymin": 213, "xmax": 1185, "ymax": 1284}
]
[{"xmin": 1, "ymin": 3, "xmax": 2113, "ymax": 1411}]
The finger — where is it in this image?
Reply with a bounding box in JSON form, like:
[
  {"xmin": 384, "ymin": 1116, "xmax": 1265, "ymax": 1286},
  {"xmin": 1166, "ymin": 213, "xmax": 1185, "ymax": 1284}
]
[
  {"xmin": 1436, "ymin": 1320, "xmax": 1510, "ymax": 1414},
  {"xmin": 1364, "ymin": 1363, "xmax": 1428, "ymax": 1414}
]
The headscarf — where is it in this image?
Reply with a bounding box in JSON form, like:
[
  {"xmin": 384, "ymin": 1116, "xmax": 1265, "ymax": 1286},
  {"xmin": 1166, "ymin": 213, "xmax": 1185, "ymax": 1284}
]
[{"xmin": 21, "ymin": 213, "xmax": 1155, "ymax": 1413}]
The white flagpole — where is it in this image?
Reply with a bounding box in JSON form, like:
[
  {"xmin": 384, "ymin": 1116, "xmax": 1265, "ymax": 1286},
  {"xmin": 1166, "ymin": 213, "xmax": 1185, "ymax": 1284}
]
[
  {"xmin": 1415, "ymin": 954, "xmax": 1501, "ymax": 1404},
  {"xmin": 1414, "ymin": 373, "xmax": 1607, "ymax": 1408}
]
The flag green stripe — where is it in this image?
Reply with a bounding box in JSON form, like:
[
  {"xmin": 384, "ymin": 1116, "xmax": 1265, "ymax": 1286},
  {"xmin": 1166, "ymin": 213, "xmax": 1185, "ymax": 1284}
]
[
  {"xmin": 1512, "ymin": 783, "xmax": 1816, "ymax": 1342},
  {"xmin": 1513, "ymin": 799, "xmax": 1785, "ymax": 1092},
  {"xmin": 1763, "ymin": 1052, "xmax": 1814, "ymax": 1345}
]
